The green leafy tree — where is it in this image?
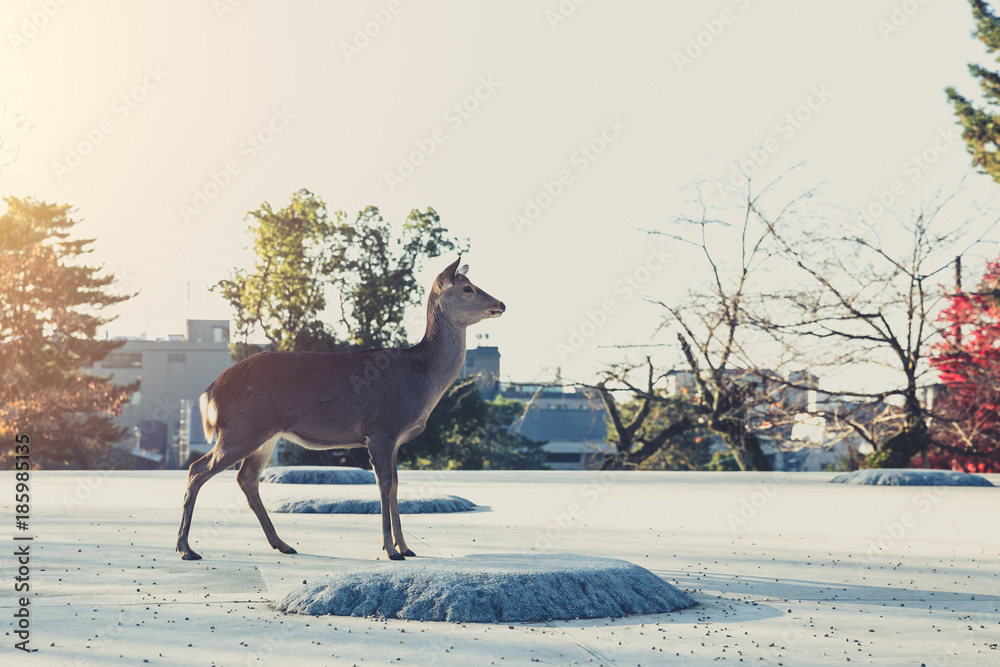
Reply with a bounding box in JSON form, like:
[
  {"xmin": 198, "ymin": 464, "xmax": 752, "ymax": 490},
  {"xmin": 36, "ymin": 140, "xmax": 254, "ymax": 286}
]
[
  {"xmin": 336, "ymin": 206, "xmax": 468, "ymax": 349},
  {"xmin": 0, "ymin": 197, "xmax": 136, "ymax": 468},
  {"xmin": 947, "ymin": 0, "xmax": 1000, "ymax": 182},
  {"xmin": 215, "ymin": 191, "xmax": 466, "ymax": 358},
  {"xmin": 213, "ymin": 188, "xmax": 350, "ymax": 358}
]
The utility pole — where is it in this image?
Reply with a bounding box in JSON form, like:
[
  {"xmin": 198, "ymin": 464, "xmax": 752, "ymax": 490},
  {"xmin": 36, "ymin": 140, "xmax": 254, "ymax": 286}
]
[{"xmin": 954, "ymin": 255, "xmax": 963, "ymax": 347}]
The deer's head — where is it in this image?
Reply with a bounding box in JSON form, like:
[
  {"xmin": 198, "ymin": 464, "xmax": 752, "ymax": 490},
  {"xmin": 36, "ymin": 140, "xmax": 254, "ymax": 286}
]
[{"xmin": 432, "ymin": 257, "xmax": 505, "ymax": 327}]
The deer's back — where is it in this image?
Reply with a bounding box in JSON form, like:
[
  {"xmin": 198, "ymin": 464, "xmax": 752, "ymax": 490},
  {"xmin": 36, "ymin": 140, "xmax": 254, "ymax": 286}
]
[{"xmin": 206, "ymin": 349, "xmax": 438, "ymax": 444}]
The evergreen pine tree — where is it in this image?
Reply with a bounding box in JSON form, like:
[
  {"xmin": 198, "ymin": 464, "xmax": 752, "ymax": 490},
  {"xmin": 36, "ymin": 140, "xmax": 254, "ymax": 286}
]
[
  {"xmin": 947, "ymin": 0, "xmax": 1000, "ymax": 182},
  {"xmin": 0, "ymin": 197, "xmax": 136, "ymax": 468}
]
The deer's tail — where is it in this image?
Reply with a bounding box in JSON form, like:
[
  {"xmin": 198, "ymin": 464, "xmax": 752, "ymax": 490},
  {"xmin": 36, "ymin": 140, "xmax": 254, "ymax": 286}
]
[{"xmin": 199, "ymin": 389, "xmax": 218, "ymax": 444}]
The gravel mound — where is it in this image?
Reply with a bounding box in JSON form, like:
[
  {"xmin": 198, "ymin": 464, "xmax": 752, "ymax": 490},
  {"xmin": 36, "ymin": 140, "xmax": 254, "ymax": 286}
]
[
  {"xmin": 259, "ymin": 466, "xmax": 376, "ymax": 485},
  {"xmin": 275, "ymin": 553, "xmax": 697, "ymax": 622},
  {"xmin": 830, "ymin": 468, "xmax": 994, "ymax": 487},
  {"xmin": 266, "ymin": 494, "xmax": 476, "ymax": 514}
]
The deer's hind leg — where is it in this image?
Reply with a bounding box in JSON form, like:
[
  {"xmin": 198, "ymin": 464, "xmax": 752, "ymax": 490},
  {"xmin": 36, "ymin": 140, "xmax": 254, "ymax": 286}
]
[
  {"xmin": 237, "ymin": 434, "xmax": 296, "ymax": 555},
  {"xmin": 177, "ymin": 432, "xmax": 250, "ymax": 560}
]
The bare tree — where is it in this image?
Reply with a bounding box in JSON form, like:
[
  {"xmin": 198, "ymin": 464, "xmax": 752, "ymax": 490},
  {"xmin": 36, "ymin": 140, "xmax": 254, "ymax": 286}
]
[
  {"xmin": 755, "ymin": 187, "xmax": 999, "ymax": 467},
  {"xmin": 645, "ymin": 168, "xmax": 843, "ymax": 471},
  {"xmin": 592, "ymin": 357, "xmax": 696, "ymax": 469},
  {"xmin": 587, "ymin": 169, "xmax": 823, "ymax": 471}
]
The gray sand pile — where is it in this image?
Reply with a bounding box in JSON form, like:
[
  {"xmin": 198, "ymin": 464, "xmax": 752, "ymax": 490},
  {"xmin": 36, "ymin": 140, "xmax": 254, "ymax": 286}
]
[
  {"xmin": 275, "ymin": 553, "xmax": 697, "ymax": 622},
  {"xmin": 259, "ymin": 466, "xmax": 376, "ymax": 485},
  {"xmin": 266, "ymin": 494, "xmax": 476, "ymax": 514},
  {"xmin": 831, "ymin": 468, "xmax": 994, "ymax": 486}
]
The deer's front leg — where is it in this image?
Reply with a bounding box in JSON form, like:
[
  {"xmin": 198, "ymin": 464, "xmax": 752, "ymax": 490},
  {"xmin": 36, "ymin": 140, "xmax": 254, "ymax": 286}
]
[{"xmin": 369, "ymin": 437, "xmax": 404, "ymax": 560}]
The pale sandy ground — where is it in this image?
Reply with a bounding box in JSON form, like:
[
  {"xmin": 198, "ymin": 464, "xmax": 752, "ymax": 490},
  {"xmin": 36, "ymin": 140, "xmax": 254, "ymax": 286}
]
[{"xmin": 2, "ymin": 469, "xmax": 999, "ymax": 666}]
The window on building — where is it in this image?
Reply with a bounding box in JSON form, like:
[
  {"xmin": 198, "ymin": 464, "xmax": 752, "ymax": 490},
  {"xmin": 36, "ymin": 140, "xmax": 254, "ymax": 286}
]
[
  {"xmin": 102, "ymin": 352, "xmax": 142, "ymax": 368},
  {"xmin": 168, "ymin": 353, "xmax": 186, "ymax": 363},
  {"xmin": 213, "ymin": 327, "xmax": 226, "ymax": 343}
]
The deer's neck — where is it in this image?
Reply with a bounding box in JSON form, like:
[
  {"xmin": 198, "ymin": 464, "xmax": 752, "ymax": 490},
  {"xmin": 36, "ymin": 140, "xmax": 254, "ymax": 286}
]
[{"xmin": 413, "ymin": 304, "xmax": 467, "ymax": 387}]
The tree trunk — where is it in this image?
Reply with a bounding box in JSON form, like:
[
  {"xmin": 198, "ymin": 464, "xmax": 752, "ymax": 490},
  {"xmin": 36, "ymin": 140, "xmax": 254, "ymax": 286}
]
[
  {"xmin": 868, "ymin": 390, "xmax": 930, "ymax": 468},
  {"xmin": 711, "ymin": 418, "xmax": 773, "ymax": 471}
]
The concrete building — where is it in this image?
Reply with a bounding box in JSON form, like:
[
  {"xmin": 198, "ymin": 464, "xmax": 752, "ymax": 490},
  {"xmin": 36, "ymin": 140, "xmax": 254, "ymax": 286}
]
[
  {"xmin": 460, "ymin": 345, "xmax": 501, "ymax": 398},
  {"xmin": 83, "ymin": 320, "xmax": 233, "ymax": 468}
]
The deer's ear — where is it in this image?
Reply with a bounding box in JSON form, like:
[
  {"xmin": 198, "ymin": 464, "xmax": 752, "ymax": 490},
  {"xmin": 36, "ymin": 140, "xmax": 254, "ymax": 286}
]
[
  {"xmin": 456, "ymin": 264, "xmax": 469, "ymax": 276},
  {"xmin": 436, "ymin": 257, "xmax": 462, "ymax": 289}
]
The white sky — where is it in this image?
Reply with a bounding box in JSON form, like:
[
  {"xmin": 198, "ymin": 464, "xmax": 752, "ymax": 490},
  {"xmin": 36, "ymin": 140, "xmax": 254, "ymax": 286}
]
[{"xmin": 2, "ymin": 0, "xmax": 998, "ymax": 390}]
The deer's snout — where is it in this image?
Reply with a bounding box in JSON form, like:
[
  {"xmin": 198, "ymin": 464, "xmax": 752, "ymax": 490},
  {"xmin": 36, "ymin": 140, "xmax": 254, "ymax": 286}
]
[{"xmin": 490, "ymin": 301, "xmax": 506, "ymax": 317}]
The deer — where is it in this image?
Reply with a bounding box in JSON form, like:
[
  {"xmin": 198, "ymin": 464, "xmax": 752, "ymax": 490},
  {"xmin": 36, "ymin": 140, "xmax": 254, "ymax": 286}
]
[{"xmin": 175, "ymin": 257, "xmax": 505, "ymax": 561}]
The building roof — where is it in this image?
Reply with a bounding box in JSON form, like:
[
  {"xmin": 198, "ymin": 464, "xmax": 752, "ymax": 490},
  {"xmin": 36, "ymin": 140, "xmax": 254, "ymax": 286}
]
[{"xmin": 513, "ymin": 407, "xmax": 607, "ymax": 443}]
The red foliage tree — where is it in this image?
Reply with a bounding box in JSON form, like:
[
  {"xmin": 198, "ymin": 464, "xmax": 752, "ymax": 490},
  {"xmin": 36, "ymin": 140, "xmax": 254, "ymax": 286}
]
[{"xmin": 929, "ymin": 258, "xmax": 1000, "ymax": 472}]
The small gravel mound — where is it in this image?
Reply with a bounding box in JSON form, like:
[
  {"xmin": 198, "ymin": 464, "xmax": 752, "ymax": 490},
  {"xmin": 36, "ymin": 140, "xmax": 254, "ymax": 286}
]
[
  {"xmin": 275, "ymin": 553, "xmax": 697, "ymax": 623},
  {"xmin": 830, "ymin": 468, "xmax": 994, "ymax": 487},
  {"xmin": 259, "ymin": 466, "xmax": 376, "ymax": 485},
  {"xmin": 266, "ymin": 495, "xmax": 476, "ymax": 514}
]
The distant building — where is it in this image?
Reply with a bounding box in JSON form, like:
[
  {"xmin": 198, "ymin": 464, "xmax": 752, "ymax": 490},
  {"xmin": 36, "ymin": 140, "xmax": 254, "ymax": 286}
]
[
  {"xmin": 499, "ymin": 381, "xmax": 612, "ymax": 470},
  {"xmin": 456, "ymin": 343, "xmax": 612, "ymax": 469},
  {"xmin": 461, "ymin": 345, "xmax": 501, "ymax": 398},
  {"xmin": 83, "ymin": 320, "xmax": 233, "ymax": 468}
]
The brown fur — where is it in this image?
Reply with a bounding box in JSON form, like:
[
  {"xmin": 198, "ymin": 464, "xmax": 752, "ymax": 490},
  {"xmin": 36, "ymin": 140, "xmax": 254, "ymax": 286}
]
[{"xmin": 175, "ymin": 258, "xmax": 504, "ymax": 560}]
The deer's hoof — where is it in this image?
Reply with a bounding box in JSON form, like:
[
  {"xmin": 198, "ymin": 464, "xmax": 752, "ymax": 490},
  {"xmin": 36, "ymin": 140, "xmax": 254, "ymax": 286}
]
[
  {"xmin": 401, "ymin": 549, "xmax": 416, "ymax": 558},
  {"xmin": 388, "ymin": 552, "xmax": 406, "ymax": 561},
  {"xmin": 180, "ymin": 551, "xmax": 202, "ymax": 561},
  {"xmin": 275, "ymin": 543, "xmax": 297, "ymax": 555}
]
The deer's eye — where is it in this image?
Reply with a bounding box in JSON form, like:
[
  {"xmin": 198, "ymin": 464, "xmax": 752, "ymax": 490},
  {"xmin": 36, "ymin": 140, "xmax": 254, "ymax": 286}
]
[{"xmin": 463, "ymin": 286, "xmax": 474, "ymax": 293}]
